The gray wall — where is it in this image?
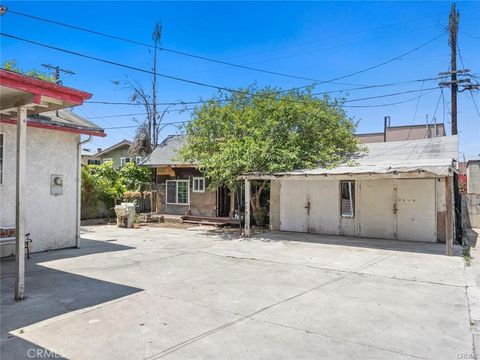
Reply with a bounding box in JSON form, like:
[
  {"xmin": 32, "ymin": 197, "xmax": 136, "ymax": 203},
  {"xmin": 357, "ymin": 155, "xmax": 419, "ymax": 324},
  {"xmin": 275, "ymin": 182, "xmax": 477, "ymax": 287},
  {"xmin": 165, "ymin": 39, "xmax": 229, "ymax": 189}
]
[
  {"xmin": 463, "ymin": 194, "xmax": 480, "ymax": 229},
  {"xmin": 467, "ymin": 161, "xmax": 480, "ymax": 194}
]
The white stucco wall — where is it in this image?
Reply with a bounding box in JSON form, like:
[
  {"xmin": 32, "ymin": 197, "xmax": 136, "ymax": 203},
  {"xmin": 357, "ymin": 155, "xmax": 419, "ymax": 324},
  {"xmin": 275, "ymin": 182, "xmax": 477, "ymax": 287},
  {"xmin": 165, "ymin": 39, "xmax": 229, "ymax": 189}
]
[{"xmin": 0, "ymin": 123, "xmax": 80, "ymax": 256}]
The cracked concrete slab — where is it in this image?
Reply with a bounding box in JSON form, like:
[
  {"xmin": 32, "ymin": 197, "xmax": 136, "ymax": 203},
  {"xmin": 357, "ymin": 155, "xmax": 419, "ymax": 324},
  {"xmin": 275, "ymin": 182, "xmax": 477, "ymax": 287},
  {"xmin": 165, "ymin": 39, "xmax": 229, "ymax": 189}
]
[{"xmin": 1, "ymin": 225, "xmax": 474, "ymax": 360}]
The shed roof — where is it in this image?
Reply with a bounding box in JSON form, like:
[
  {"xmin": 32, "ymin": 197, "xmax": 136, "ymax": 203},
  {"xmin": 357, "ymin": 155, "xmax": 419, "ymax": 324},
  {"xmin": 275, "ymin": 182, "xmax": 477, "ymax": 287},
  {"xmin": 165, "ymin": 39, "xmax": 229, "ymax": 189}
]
[
  {"xmin": 140, "ymin": 134, "xmax": 189, "ymax": 167},
  {"xmin": 245, "ymin": 136, "xmax": 459, "ymax": 179}
]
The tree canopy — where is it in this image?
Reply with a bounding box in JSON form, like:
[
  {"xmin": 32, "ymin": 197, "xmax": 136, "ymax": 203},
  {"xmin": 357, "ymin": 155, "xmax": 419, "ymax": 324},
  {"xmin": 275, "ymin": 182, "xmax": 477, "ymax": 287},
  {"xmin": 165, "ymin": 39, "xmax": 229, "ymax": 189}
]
[{"xmin": 181, "ymin": 86, "xmax": 362, "ymax": 190}]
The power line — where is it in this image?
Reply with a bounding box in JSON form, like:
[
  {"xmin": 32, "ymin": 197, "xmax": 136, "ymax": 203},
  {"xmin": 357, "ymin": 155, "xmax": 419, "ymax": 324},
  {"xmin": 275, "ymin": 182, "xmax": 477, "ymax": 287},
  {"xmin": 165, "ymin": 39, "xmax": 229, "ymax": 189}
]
[
  {"xmin": 0, "ymin": 31, "xmax": 446, "ymax": 101},
  {"xmin": 343, "ymin": 89, "xmax": 436, "ymax": 108},
  {"xmin": 103, "ymin": 120, "xmax": 189, "ymax": 130},
  {"xmin": 89, "ymin": 108, "xmax": 195, "ymax": 120},
  {"xmin": 342, "ymin": 87, "xmax": 439, "ymax": 103},
  {"xmin": 86, "ymin": 76, "xmax": 444, "ymax": 107},
  {"xmin": 4, "ymin": 9, "xmax": 441, "ymax": 87}
]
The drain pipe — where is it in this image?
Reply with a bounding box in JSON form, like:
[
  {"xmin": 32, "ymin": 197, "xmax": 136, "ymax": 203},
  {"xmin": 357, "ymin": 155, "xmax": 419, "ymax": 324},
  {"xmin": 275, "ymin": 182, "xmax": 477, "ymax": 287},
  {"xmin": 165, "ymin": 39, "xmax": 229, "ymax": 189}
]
[{"xmin": 77, "ymin": 135, "xmax": 93, "ymax": 248}]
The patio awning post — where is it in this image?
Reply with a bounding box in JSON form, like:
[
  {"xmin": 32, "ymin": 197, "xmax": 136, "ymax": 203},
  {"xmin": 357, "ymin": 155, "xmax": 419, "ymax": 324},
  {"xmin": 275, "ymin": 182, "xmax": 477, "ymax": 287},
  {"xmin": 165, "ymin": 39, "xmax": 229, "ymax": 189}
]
[
  {"xmin": 244, "ymin": 179, "xmax": 251, "ymax": 237},
  {"xmin": 15, "ymin": 106, "xmax": 26, "ymax": 300}
]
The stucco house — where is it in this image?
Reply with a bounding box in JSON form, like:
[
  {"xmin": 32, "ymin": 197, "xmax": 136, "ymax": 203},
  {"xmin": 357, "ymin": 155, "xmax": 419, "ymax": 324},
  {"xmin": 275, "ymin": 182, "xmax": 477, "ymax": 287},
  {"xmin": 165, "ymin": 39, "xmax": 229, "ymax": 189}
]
[
  {"xmin": 243, "ymin": 136, "xmax": 460, "ymax": 255},
  {"xmin": 93, "ymin": 139, "xmax": 144, "ymax": 169},
  {"xmin": 0, "ymin": 69, "xmax": 105, "ymax": 298},
  {"xmin": 141, "ymin": 134, "xmax": 240, "ymax": 221}
]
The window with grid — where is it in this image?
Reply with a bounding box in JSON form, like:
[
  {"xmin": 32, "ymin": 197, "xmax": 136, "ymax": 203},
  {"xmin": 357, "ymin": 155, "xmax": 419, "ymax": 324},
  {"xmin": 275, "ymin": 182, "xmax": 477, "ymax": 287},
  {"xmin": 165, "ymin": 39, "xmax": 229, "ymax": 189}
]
[
  {"xmin": 120, "ymin": 157, "xmax": 132, "ymax": 167},
  {"xmin": 193, "ymin": 177, "xmax": 205, "ymax": 192},
  {"xmin": 166, "ymin": 180, "xmax": 189, "ymax": 205}
]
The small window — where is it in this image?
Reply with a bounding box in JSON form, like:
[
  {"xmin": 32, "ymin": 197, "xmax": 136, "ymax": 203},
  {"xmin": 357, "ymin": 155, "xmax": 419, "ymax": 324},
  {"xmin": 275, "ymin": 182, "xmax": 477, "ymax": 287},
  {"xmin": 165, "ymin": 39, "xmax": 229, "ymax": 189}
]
[
  {"xmin": 193, "ymin": 177, "xmax": 205, "ymax": 192},
  {"xmin": 166, "ymin": 180, "xmax": 189, "ymax": 205},
  {"xmin": 135, "ymin": 156, "xmax": 142, "ymax": 164},
  {"xmin": 340, "ymin": 180, "xmax": 355, "ymax": 217},
  {"xmin": 0, "ymin": 133, "xmax": 3, "ymax": 184},
  {"xmin": 88, "ymin": 159, "xmax": 101, "ymax": 165},
  {"xmin": 120, "ymin": 157, "xmax": 132, "ymax": 167}
]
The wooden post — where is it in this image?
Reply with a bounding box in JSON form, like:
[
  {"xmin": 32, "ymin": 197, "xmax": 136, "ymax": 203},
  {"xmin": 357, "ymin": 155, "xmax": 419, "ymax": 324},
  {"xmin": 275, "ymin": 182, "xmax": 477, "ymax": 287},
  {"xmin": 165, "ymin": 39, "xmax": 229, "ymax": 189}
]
[
  {"xmin": 244, "ymin": 179, "xmax": 251, "ymax": 237},
  {"xmin": 229, "ymin": 190, "xmax": 236, "ymax": 218},
  {"xmin": 15, "ymin": 106, "xmax": 27, "ymax": 300},
  {"xmin": 445, "ymin": 175, "xmax": 454, "ymax": 256}
]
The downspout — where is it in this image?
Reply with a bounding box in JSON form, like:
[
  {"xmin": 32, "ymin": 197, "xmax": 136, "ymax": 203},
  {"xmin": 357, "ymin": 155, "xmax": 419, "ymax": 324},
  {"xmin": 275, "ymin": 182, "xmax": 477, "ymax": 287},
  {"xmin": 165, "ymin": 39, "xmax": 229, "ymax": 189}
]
[{"xmin": 76, "ymin": 135, "xmax": 93, "ymax": 248}]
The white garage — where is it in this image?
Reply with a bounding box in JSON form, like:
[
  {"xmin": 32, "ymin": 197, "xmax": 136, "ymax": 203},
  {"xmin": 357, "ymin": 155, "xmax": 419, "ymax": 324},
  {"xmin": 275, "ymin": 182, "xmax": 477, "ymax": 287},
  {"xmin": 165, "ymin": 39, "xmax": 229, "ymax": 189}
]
[{"xmin": 245, "ymin": 136, "xmax": 459, "ymax": 254}]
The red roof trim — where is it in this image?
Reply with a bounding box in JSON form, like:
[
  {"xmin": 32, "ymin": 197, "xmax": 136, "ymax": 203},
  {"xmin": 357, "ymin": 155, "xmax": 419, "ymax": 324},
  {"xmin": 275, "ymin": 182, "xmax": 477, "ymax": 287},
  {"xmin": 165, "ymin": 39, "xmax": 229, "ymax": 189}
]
[
  {"xmin": 0, "ymin": 69, "xmax": 92, "ymax": 105},
  {"xmin": 0, "ymin": 118, "xmax": 106, "ymax": 137}
]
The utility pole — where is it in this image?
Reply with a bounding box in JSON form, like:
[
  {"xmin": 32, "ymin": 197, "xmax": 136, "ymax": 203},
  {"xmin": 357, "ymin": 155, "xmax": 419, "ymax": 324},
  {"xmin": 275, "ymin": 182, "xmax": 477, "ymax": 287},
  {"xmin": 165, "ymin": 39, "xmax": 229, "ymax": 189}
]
[
  {"xmin": 449, "ymin": 3, "xmax": 459, "ymax": 135},
  {"xmin": 41, "ymin": 64, "xmax": 75, "ymax": 84}
]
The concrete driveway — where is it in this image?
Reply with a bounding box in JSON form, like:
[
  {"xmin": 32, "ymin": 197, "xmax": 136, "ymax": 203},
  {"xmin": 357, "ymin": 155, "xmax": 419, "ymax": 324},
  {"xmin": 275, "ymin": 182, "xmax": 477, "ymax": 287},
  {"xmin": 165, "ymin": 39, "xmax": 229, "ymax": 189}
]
[{"xmin": 0, "ymin": 225, "xmax": 475, "ymax": 360}]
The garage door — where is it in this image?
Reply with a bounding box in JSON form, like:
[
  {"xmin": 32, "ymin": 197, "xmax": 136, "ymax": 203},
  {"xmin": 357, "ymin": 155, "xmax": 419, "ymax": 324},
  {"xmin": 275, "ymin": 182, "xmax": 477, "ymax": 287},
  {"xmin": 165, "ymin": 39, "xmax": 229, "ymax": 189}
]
[{"xmin": 397, "ymin": 179, "xmax": 436, "ymax": 242}]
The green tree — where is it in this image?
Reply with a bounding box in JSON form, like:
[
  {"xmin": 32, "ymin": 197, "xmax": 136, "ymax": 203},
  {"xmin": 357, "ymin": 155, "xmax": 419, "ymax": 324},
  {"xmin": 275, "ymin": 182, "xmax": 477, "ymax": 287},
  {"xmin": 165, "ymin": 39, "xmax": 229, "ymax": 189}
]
[
  {"xmin": 181, "ymin": 86, "xmax": 362, "ymax": 226},
  {"xmin": 119, "ymin": 162, "xmax": 153, "ymax": 190}
]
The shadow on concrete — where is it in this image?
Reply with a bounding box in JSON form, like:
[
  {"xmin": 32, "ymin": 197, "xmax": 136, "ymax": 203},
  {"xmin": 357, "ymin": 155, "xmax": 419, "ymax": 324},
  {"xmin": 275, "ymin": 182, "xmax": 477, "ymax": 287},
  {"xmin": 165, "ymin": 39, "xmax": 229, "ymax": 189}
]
[
  {"xmin": 248, "ymin": 231, "xmax": 463, "ymax": 256},
  {"xmin": 1, "ymin": 238, "xmax": 142, "ymax": 360}
]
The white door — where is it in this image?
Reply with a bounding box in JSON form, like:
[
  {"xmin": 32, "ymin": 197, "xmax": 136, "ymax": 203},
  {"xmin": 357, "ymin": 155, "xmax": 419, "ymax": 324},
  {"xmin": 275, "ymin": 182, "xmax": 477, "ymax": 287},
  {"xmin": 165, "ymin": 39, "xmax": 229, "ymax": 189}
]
[
  {"xmin": 359, "ymin": 179, "xmax": 395, "ymax": 239},
  {"xmin": 308, "ymin": 181, "xmax": 340, "ymax": 234},
  {"xmin": 396, "ymin": 179, "xmax": 436, "ymax": 242},
  {"xmin": 280, "ymin": 180, "xmax": 308, "ymax": 232}
]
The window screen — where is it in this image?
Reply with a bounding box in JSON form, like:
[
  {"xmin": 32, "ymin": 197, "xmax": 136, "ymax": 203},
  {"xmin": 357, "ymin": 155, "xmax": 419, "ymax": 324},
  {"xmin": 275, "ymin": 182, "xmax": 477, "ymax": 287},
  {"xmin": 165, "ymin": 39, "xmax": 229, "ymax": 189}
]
[
  {"xmin": 177, "ymin": 181, "xmax": 188, "ymax": 204},
  {"xmin": 340, "ymin": 180, "xmax": 355, "ymax": 217}
]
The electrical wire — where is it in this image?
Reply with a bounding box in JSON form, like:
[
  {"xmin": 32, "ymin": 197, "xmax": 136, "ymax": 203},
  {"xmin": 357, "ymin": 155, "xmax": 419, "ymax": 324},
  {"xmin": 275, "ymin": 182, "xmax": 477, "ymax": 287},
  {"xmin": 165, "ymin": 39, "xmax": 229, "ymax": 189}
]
[
  {"xmin": 0, "ymin": 31, "xmax": 446, "ymax": 102},
  {"xmin": 5, "ymin": 9, "xmax": 445, "ymax": 86},
  {"xmin": 85, "ymin": 76, "xmax": 445, "ymax": 107}
]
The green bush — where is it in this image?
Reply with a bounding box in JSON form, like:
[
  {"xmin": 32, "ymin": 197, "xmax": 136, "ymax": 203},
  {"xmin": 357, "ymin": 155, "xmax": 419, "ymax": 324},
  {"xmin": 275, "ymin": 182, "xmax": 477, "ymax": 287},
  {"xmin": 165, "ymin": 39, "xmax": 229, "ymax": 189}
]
[{"xmin": 81, "ymin": 161, "xmax": 153, "ymax": 217}]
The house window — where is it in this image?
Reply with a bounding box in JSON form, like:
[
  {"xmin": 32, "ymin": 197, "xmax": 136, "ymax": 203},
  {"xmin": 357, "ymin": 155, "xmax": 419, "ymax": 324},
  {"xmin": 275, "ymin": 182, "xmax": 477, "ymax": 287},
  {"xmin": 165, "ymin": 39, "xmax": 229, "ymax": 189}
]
[
  {"xmin": 0, "ymin": 133, "xmax": 3, "ymax": 184},
  {"xmin": 88, "ymin": 159, "xmax": 101, "ymax": 165},
  {"xmin": 120, "ymin": 157, "xmax": 132, "ymax": 167},
  {"xmin": 166, "ymin": 180, "xmax": 189, "ymax": 205},
  {"xmin": 193, "ymin": 177, "xmax": 205, "ymax": 192},
  {"xmin": 340, "ymin": 180, "xmax": 355, "ymax": 217},
  {"xmin": 135, "ymin": 156, "xmax": 142, "ymax": 164},
  {"xmin": 102, "ymin": 158, "xmax": 113, "ymax": 164}
]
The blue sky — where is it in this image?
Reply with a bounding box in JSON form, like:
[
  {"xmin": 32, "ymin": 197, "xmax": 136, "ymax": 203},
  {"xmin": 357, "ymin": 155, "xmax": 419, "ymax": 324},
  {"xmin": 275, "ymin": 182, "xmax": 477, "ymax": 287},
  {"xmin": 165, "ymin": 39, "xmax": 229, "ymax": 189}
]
[{"xmin": 1, "ymin": 1, "xmax": 479, "ymax": 159}]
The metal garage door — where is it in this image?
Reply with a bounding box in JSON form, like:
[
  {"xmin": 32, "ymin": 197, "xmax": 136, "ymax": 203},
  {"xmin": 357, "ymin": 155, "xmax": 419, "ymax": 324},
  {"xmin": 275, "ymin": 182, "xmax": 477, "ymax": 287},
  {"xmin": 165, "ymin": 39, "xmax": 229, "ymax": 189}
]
[{"xmin": 397, "ymin": 179, "xmax": 436, "ymax": 242}]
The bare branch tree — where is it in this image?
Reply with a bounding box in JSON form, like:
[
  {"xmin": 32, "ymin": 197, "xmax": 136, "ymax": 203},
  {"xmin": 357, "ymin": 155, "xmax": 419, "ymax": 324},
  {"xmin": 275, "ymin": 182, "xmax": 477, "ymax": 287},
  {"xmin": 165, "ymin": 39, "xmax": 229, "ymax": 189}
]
[{"xmin": 126, "ymin": 21, "xmax": 164, "ymax": 156}]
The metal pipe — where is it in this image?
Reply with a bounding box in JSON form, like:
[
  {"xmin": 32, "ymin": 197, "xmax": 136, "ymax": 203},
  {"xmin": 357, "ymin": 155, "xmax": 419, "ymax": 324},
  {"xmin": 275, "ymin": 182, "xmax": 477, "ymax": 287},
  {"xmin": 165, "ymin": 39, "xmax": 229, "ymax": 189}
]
[{"xmin": 76, "ymin": 135, "xmax": 92, "ymax": 248}]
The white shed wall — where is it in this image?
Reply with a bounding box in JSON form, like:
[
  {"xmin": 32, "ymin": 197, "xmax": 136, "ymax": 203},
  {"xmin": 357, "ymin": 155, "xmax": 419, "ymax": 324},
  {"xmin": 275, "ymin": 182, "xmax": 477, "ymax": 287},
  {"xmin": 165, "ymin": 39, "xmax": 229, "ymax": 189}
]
[
  {"xmin": 0, "ymin": 124, "xmax": 80, "ymax": 256},
  {"xmin": 276, "ymin": 177, "xmax": 440, "ymax": 243}
]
